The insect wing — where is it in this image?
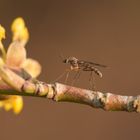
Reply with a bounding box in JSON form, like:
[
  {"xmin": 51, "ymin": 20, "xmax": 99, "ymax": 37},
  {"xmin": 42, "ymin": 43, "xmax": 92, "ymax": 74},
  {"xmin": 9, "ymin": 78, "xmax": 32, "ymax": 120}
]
[{"xmin": 79, "ymin": 60, "xmax": 107, "ymax": 68}]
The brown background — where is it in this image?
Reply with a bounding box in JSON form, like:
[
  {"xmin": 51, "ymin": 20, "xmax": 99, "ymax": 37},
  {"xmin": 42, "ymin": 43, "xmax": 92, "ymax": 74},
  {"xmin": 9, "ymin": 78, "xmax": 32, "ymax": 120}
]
[{"xmin": 0, "ymin": 0, "xmax": 140, "ymax": 140}]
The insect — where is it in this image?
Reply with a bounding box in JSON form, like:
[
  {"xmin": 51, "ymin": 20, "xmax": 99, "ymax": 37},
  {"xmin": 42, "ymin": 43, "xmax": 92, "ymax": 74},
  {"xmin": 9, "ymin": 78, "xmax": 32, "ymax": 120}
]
[
  {"xmin": 56, "ymin": 56, "xmax": 107, "ymax": 90},
  {"xmin": 63, "ymin": 57, "xmax": 107, "ymax": 77}
]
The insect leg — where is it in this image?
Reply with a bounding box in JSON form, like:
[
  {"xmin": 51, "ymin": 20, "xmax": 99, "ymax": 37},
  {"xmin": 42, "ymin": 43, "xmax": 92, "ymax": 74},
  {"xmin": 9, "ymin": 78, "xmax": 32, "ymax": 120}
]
[
  {"xmin": 89, "ymin": 71, "xmax": 96, "ymax": 91},
  {"xmin": 52, "ymin": 69, "xmax": 71, "ymax": 84},
  {"xmin": 65, "ymin": 69, "xmax": 71, "ymax": 84},
  {"xmin": 52, "ymin": 71, "xmax": 67, "ymax": 83},
  {"xmin": 71, "ymin": 70, "xmax": 81, "ymax": 86}
]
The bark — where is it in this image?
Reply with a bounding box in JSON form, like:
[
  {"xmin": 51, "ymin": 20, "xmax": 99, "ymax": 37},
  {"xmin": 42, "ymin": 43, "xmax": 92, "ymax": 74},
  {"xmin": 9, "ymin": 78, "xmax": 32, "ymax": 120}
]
[{"xmin": 0, "ymin": 65, "xmax": 139, "ymax": 113}]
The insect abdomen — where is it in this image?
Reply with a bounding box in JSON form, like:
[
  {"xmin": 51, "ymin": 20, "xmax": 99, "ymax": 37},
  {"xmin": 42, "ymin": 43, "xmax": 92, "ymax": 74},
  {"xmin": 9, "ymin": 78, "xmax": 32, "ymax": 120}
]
[{"xmin": 91, "ymin": 67, "xmax": 102, "ymax": 78}]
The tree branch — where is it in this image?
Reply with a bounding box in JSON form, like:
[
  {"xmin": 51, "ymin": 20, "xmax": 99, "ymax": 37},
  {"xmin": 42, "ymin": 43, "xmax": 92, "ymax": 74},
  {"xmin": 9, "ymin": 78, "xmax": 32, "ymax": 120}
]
[
  {"xmin": 1, "ymin": 82, "xmax": 140, "ymax": 113},
  {"xmin": 0, "ymin": 65, "xmax": 139, "ymax": 113},
  {"xmin": 53, "ymin": 83, "xmax": 140, "ymax": 113}
]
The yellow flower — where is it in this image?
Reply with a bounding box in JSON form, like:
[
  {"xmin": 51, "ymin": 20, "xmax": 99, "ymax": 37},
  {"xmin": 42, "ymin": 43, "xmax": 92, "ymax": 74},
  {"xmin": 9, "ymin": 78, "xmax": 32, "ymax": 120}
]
[
  {"xmin": 0, "ymin": 96, "xmax": 23, "ymax": 114},
  {"xmin": 0, "ymin": 17, "xmax": 41, "ymax": 114},
  {"xmin": 11, "ymin": 17, "xmax": 29, "ymax": 43},
  {"xmin": 0, "ymin": 25, "xmax": 6, "ymax": 61},
  {"xmin": 11, "ymin": 17, "xmax": 25, "ymax": 32},
  {"xmin": 0, "ymin": 25, "xmax": 5, "ymax": 41}
]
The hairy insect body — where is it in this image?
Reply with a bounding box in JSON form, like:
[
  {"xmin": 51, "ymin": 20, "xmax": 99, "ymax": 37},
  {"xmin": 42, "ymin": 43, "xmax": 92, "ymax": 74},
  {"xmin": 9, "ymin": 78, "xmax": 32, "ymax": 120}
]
[{"xmin": 64, "ymin": 57, "xmax": 79, "ymax": 70}]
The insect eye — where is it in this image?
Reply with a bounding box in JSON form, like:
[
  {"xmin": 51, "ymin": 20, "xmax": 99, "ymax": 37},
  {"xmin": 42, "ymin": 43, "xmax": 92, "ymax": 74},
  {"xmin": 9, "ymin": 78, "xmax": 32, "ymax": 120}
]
[{"xmin": 63, "ymin": 59, "xmax": 68, "ymax": 63}]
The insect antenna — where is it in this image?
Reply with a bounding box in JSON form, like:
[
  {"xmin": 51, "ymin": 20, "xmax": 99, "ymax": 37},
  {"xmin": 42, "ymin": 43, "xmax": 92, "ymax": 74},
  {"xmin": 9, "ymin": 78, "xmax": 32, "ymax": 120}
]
[{"xmin": 59, "ymin": 52, "xmax": 65, "ymax": 61}]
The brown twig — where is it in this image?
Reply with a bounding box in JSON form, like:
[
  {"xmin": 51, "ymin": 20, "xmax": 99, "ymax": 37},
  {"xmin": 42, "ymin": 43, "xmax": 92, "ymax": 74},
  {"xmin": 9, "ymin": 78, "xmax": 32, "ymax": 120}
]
[
  {"xmin": 1, "ymin": 82, "xmax": 140, "ymax": 113},
  {"xmin": 50, "ymin": 83, "xmax": 140, "ymax": 113},
  {"xmin": 0, "ymin": 65, "xmax": 139, "ymax": 113}
]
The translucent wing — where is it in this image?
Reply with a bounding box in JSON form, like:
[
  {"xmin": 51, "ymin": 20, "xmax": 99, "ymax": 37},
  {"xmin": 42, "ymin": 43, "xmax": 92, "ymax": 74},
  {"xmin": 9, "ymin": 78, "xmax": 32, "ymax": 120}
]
[{"xmin": 78, "ymin": 60, "xmax": 107, "ymax": 68}]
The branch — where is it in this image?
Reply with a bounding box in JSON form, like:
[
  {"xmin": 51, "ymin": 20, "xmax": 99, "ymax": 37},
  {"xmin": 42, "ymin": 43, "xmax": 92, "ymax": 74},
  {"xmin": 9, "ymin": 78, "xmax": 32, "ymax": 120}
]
[
  {"xmin": 53, "ymin": 83, "xmax": 140, "ymax": 113},
  {"xmin": 0, "ymin": 66, "xmax": 140, "ymax": 113}
]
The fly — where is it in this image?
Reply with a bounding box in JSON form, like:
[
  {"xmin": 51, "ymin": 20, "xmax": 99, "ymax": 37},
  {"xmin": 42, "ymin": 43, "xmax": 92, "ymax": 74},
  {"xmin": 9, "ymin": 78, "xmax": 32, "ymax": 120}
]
[
  {"xmin": 63, "ymin": 57, "xmax": 107, "ymax": 78},
  {"xmin": 54, "ymin": 56, "xmax": 107, "ymax": 90}
]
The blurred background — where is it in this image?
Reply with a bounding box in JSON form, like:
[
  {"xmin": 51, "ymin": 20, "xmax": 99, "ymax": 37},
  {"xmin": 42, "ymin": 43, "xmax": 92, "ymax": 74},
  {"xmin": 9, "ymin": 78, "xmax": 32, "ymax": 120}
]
[{"xmin": 0, "ymin": 0, "xmax": 140, "ymax": 140}]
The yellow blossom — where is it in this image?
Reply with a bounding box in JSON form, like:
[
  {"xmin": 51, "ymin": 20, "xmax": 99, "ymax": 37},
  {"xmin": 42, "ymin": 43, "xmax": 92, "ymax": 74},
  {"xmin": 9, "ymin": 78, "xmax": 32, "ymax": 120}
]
[
  {"xmin": 12, "ymin": 96, "xmax": 23, "ymax": 114},
  {"xmin": 11, "ymin": 17, "xmax": 25, "ymax": 32},
  {"xmin": 11, "ymin": 17, "xmax": 29, "ymax": 42},
  {"xmin": 0, "ymin": 17, "xmax": 41, "ymax": 114},
  {"xmin": 0, "ymin": 25, "xmax": 5, "ymax": 41},
  {"xmin": 0, "ymin": 25, "xmax": 6, "ymax": 60},
  {"xmin": 0, "ymin": 96, "xmax": 23, "ymax": 114}
]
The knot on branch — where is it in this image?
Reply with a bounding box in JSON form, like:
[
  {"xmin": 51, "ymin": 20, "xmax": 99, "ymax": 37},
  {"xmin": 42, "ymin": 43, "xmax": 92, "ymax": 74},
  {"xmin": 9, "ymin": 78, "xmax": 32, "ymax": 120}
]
[{"xmin": 133, "ymin": 96, "xmax": 140, "ymax": 113}]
